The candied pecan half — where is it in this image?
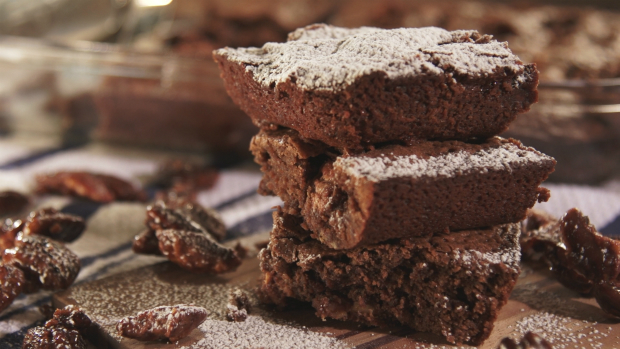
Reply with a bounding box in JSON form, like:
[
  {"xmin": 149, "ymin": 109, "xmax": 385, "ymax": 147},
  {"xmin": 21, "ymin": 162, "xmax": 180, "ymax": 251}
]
[
  {"xmin": 560, "ymin": 209, "xmax": 620, "ymax": 282},
  {"xmin": 0, "ymin": 191, "xmax": 29, "ymax": 216},
  {"xmin": 0, "ymin": 218, "xmax": 24, "ymax": 250},
  {"xmin": 152, "ymin": 159, "xmax": 219, "ymax": 192},
  {"xmin": 175, "ymin": 204, "xmax": 226, "ymax": 242},
  {"xmin": 3, "ymin": 234, "xmax": 80, "ymax": 293},
  {"xmin": 146, "ymin": 203, "xmax": 202, "ymax": 233},
  {"xmin": 522, "ymin": 208, "xmax": 620, "ymax": 317},
  {"xmin": 560, "ymin": 209, "xmax": 620, "ymax": 315},
  {"xmin": 226, "ymin": 289, "xmax": 251, "ymax": 322},
  {"xmin": 156, "ymin": 230, "xmax": 240, "ymax": 274},
  {"xmin": 116, "ymin": 305, "xmax": 208, "ymax": 342},
  {"xmin": 45, "ymin": 305, "xmax": 92, "ymax": 334},
  {"xmin": 0, "ymin": 263, "xmax": 24, "ymax": 313},
  {"xmin": 521, "ymin": 210, "xmax": 594, "ymax": 294},
  {"xmin": 23, "ymin": 325, "xmax": 86, "ymax": 349},
  {"xmin": 35, "ymin": 171, "xmax": 146, "ymax": 203},
  {"xmin": 132, "ymin": 229, "xmax": 162, "ymax": 255},
  {"xmin": 146, "ymin": 201, "xmax": 226, "ymax": 241},
  {"xmin": 22, "ymin": 208, "xmax": 86, "ymax": 243},
  {"xmin": 498, "ymin": 331, "xmax": 554, "ymax": 349},
  {"xmin": 595, "ymin": 280, "xmax": 620, "ymax": 318}
]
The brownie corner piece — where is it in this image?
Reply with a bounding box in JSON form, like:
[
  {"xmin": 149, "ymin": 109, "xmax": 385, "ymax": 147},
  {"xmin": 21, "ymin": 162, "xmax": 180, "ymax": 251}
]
[
  {"xmin": 214, "ymin": 24, "xmax": 538, "ymax": 150},
  {"xmin": 258, "ymin": 210, "xmax": 521, "ymax": 345}
]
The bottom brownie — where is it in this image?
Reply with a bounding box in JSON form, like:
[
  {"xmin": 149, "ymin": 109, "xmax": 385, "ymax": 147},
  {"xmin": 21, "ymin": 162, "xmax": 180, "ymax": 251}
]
[{"xmin": 258, "ymin": 210, "xmax": 521, "ymax": 345}]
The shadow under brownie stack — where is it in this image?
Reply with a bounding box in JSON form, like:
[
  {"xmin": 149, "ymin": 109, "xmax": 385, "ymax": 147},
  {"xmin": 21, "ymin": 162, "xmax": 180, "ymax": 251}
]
[{"xmin": 214, "ymin": 24, "xmax": 556, "ymax": 346}]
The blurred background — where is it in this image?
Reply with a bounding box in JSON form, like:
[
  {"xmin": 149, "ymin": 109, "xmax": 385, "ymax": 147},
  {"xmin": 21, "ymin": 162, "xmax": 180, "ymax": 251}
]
[{"xmin": 0, "ymin": 0, "xmax": 619, "ymax": 183}]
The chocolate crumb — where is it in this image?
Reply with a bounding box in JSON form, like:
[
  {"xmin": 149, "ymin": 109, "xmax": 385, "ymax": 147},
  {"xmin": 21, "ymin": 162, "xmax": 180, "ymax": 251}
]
[
  {"xmin": 227, "ymin": 289, "xmax": 251, "ymax": 322},
  {"xmin": 233, "ymin": 242, "xmax": 248, "ymax": 259}
]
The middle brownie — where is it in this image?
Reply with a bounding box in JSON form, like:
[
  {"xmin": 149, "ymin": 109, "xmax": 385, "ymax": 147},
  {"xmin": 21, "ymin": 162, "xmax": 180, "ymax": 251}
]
[{"xmin": 251, "ymin": 128, "xmax": 555, "ymax": 249}]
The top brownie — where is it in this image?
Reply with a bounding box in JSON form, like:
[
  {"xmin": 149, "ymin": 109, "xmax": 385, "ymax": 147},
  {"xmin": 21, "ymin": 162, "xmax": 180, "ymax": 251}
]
[{"xmin": 213, "ymin": 24, "xmax": 538, "ymax": 150}]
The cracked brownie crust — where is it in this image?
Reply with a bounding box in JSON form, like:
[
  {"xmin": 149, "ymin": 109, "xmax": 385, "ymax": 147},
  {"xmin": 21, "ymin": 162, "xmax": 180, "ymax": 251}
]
[
  {"xmin": 258, "ymin": 210, "xmax": 521, "ymax": 345},
  {"xmin": 251, "ymin": 128, "xmax": 555, "ymax": 249},
  {"xmin": 214, "ymin": 24, "xmax": 538, "ymax": 150}
]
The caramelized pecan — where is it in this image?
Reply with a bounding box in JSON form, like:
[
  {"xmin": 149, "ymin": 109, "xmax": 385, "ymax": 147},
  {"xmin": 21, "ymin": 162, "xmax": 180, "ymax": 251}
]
[
  {"xmin": 132, "ymin": 229, "xmax": 162, "ymax": 255},
  {"xmin": 522, "ymin": 208, "xmax": 620, "ymax": 318},
  {"xmin": 116, "ymin": 305, "xmax": 208, "ymax": 342},
  {"xmin": 23, "ymin": 325, "xmax": 86, "ymax": 349},
  {"xmin": 156, "ymin": 230, "xmax": 240, "ymax": 274},
  {"xmin": 22, "ymin": 208, "xmax": 86, "ymax": 243},
  {"xmin": 35, "ymin": 171, "xmax": 146, "ymax": 203},
  {"xmin": 0, "ymin": 263, "xmax": 24, "ymax": 313},
  {"xmin": 3, "ymin": 234, "xmax": 80, "ymax": 293}
]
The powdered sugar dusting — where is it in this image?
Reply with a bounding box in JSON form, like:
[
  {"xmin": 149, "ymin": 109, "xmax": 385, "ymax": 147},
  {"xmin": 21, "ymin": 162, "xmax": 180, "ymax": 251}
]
[
  {"xmin": 336, "ymin": 141, "xmax": 552, "ymax": 183},
  {"xmin": 215, "ymin": 24, "xmax": 524, "ymax": 91},
  {"xmin": 452, "ymin": 224, "xmax": 521, "ymax": 273},
  {"xmin": 68, "ymin": 263, "xmax": 347, "ymax": 348},
  {"xmin": 504, "ymin": 284, "xmax": 614, "ymax": 349},
  {"xmin": 185, "ymin": 315, "xmax": 347, "ymax": 349}
]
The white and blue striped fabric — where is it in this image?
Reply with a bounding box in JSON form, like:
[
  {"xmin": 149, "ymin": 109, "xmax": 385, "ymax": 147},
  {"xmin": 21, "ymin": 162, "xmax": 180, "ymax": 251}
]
[{"xmin": 0, "ymin": 141, "xmax": 618, "ymax": 347}]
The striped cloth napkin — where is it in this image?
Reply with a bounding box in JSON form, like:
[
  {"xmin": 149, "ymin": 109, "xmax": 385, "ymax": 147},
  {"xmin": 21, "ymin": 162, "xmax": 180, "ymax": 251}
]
[{"xmin": 0, "ymin": 141, "xmax": 618, "ymax": 347}]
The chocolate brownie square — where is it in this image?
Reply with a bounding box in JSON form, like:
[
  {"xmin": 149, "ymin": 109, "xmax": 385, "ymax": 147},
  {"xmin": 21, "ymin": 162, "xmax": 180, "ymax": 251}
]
[
  {"xmin": 214, "ymin": 24, "xmax": 538, "ymax": 150},
  {"xmin": 251, "ymin": 128, "xmax": 555, "ymax": 249},
  {"xmin": 258, "ymin": 210, "xmax": 521, "ymax": 345}
]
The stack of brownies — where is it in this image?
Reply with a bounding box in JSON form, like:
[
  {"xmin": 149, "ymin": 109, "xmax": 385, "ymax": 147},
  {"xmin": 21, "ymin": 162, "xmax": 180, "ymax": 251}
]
[{"xmin": 214, "ymin": 24, "xmax": 556, "ymax": 345}]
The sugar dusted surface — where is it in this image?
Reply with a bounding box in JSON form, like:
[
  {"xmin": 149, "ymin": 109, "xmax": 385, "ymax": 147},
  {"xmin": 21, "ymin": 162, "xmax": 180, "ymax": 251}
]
[
  {"xmin": 215, "ymin": 24, "xmax": 525, "ymax": 91},
  {"xmin": 67, "ymin": 262, "xmax": 348, "ymax": 349},
  {"xmin": 60, "ymin": 258, "xmax": 620, "ymax": 349},
  {"xmin": 336, "ymin": 140, "xmax": 553, "ymax": 183}
]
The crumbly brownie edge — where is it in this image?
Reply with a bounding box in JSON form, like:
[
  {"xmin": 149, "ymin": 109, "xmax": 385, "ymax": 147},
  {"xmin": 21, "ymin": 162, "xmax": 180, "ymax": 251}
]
[
  {"xmin": 258, "ymin": 211, "xmax": 521, "ymax": 345},
  {"xmin": 250, "ymin": 128, "xmax": 332, "ymax": 215}
]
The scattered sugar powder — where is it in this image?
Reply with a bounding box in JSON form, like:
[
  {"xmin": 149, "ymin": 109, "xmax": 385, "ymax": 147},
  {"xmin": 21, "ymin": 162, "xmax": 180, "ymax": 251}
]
[
  {"xmin": 337, "ymin": 141, "xmax": 553, "ymax": 183},
  {"xmin": 184, "ymin": 315, "xmax": 347, "ymax": 349},
  {"xmin": 68, "ymin": 263, "xmax": 348, "ymax": 349},
  {"xmin": 504, "ymin": 283, "xmax": 613, "ymax": 349},
  {"xmin": 215, "ymin": 24, "xmax": 525, "ymax": 91}
]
